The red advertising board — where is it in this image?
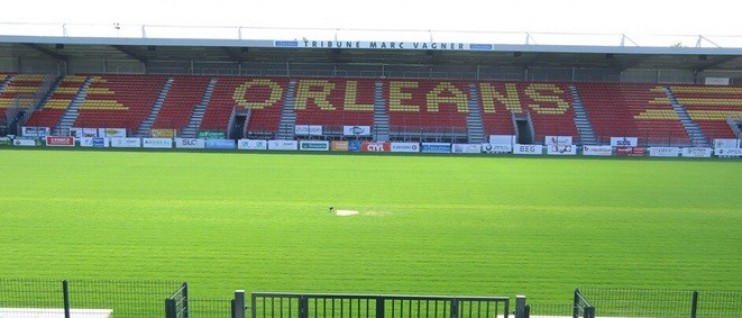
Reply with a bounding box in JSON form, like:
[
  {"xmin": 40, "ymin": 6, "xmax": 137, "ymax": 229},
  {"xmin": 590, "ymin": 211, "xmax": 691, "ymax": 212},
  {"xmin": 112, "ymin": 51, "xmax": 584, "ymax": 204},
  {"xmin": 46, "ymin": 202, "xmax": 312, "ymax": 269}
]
[
  {"xmin": 361, "ymin": 142, "xmax": 390, "ymax": 152},
  {"xmin": 46, "ymin": 136, "xmax": 75, "ymax": 147},
  {"xmin": 615, "ymin": 146, "xmax": 646, "ymax": 157}
]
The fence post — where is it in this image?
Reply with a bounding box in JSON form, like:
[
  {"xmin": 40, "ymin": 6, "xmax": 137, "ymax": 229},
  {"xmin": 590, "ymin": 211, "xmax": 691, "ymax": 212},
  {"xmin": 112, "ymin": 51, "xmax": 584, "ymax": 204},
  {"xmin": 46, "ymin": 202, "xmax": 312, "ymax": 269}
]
[
  {"xmin": 233, "ymin": 290, "xmax": 246, "ymax": 318},
  {"xmin": 299, "ymin": 295, "xmax": 308, "ymax": 318},
  {"xmin": 584, "ymin": 306, "xmax": 595, "ymax": 318},
  {"xmin": 690, "ymin": 290, "xmax": 699, "ymax": 318},
  {"xmin": 449, "ymin": 298, "xmax": 459, "ymax": 318},
  {"xmin": 515, "ymin": 295, "xmax": 527, "ymax": 318},
  {"xmin": 62, "ymin": 280, "xmax": 70, "ymax": 318},
  {"xmin": 165, "ymin": 298, "xmax": 176, "ymax": 318},
  {"xmin": 375, "ymin": 296, "xmax": 385, "ymax": 318},
  {"xmin": 573, "ymin": 289, "xmax": 579, "ymax": 318},
  {"xmin": 182, "ymin": 283, "xmax": 189, "ymax": 318}
]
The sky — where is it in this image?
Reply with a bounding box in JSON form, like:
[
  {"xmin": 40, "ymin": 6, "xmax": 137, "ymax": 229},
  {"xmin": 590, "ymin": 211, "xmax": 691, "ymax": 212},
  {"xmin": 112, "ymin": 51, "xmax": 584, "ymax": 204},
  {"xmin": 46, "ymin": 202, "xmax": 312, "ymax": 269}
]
[{"xmin": 2, "ymin": 0, "xmax": 740, "ymax": 46}]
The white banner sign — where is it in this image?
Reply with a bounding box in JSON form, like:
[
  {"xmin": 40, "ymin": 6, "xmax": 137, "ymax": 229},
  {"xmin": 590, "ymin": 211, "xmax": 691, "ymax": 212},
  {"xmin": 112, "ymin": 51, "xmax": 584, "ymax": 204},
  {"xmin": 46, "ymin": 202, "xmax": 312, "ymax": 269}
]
[
  {"xmin": 545, "ymin": 136, "xmax": 573, "ymax": 146},
  {"xmin": 22, "ymin": 126, "xmax": 49, "ymax": 137},
  {"xmin": 80, "ymin": 137, "xmax": 109, "ymax": 147},
  {"xmin": 547, "ymin": 144, "xmax": 577, "ymax": 155},
  {"xmin": 513, "ymin": 144, "xmax": 543, "ymax": 155},
  {"xmin": 489, "ymin": 135, "xmax": 515, "ymax": 146},
  {"xmin": 582, "ymin": 145, "xmax": 613, "ymax": 156},
  {"xmin": 110, "ymin": 137, "xmax": 141, "ymax": 148},
  {"xmin": 72, "ymin": 128, "xmax": 99, "ymax": 138},
  {"xmin": 174, "ymin": 138, "xmax": 205, "ymax": 149},
  {"xmin": 390, "ymin": 142, "xmax": 420, "ymax": 153},
  {"xmin": 142, "ymin": 138, "xmax": 173, "ymax": 149},
  {"xmin": 268, "ymin": 140, "xmax": 298, "ymax": 150},
  {"xmin": 713, "ymin": 138, "xmax": 740, "ymax": 149},
  {"xmin": 681, "ymin": 147, "xmax": 713, "ymax": 158},
  {"xmin": 704, "ymin": 77, "xmax": 730, "ymax": 86},
  {"xmin": 610, "ymin": 137, "xmax": 639, "ymax": 147},
  {"xmin": 343, "ymin": 125, "xmax": 372, "ymax": 136},
  {"xmin": 481, "ymin": 144, "xmax": 512, "ymax": 154},
  {"xmin": 715, "ymin": 148, "xmax": 742, "ymax": 157},
  {"xmin": 13, "ymin": 139, "xmax": 37, "ymax": 146},
  {"xmin": 238, "ymin": 139, "xmax": 268, "ymax": 150},
  {"xmin": 452, "ymin": 144, "xmax": 481, "ymax": 154},
  {"xmin": 294, "ymin": 125, "xmax": 323, "ymax": 136},
  {"xmin": 98, "ymin": 128, "xmax": 127, "ymax": 138},
  {"xmin": 648, "ymin": 147, "xmax": 680, "ymax": 157}
]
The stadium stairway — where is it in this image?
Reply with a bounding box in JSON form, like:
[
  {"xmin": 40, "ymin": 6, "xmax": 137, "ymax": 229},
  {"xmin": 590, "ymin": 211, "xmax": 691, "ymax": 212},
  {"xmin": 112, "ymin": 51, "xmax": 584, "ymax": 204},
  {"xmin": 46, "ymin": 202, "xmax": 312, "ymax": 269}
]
[
  {"xmin": 55, "ymin": 76, "xmax": 93, "ymax": 133},
  {"xmin": 373, "ymin": 80, "xmax": 390, "ymax": 141},
  {"xmin": 276, "ymin": 80, "xmax": 297, "ymax": 140},
  {"xmin": 0, "ymin": 74, "xmax": 13, "ymax": 92},
  {"xmin": 663, "ymin": 86, "xmax": 709, "ymax": 147},
  {"xmin": 136, "ymin": 77, "xmax": 174, "ymax": 137},
  {"xmin": 569, "ymin": 85, "xmax": 597, "ymax": 145},
  {"xmin": 181, "ymin": 77, "xmax": 217, "ymax": 138},
  {"xmin": 466, "ymin": 83, "xmax": 486, "ymax": 143}
]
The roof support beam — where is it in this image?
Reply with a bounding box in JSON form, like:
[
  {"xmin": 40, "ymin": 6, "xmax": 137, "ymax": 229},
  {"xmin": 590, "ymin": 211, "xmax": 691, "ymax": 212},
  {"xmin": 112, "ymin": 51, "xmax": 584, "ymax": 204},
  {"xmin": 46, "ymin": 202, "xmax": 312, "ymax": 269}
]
[
  {"xmin": 111, "ymin": 45, "xmax": 148, "ymax": 64},
  {"xmin": 22, "ymin": 43, "xmax": 68, "ymax": 62}
]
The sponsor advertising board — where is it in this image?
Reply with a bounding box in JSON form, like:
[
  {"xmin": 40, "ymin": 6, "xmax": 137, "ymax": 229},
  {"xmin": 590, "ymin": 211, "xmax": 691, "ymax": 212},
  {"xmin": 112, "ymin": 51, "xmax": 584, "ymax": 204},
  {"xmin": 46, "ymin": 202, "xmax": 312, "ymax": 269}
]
[
  {"xmin": 80, "ymin": 137, "xmax": 109, "ymax": 148},
  {"xmin": 513, "ymin": 144, "xmax": 543, "ymax": 155},
  {"xmin": 546, "ymin": 144, "xmax": 577, "ymax": 155},
  {"xmin": 713, "ymin": 138, "xmax": 740, "ymax": 149},
  {"xmin": 705, "ymin": 77, "xmax": 730, "ymax": 86},
  {"xmin": 22, "ymin": 126, "xmax": 50, "ymax": 137},
  {"xmin": 348, "ymin": 140, "xmax": 361, "ymax": 152},
  {"xmin": 615, "ymin": 146, "xmax": 646, "ymax": 157},
  {"xmin": 582, "ymin": 145, "xmax": 613, "ymax": 156},
  {"xmin": 481, "ymin": 144, "xmax": 512, "ymax": 154},
  {"xmin": 205, "ymin": 139, "xmax": 236, "ymax": 149},
  {"xmin": 361, "ymin": 142, "xmax": 390, "ymax": 152},
  {"xmin": 174, "ymin": 138, "xmax": 205, "ymax": 149},
  {"xmin": 715, "ymin": 148, "xmax": 742, "ymax": 157},
  {"xmin": 110, "ymin": 137, "xmax": 141, "ymax": 148},
  {"xmin": 299, "ymin": 140, "xmax": 330, "ymax": 151},
  {"xmin": 45, "ymin": 136, "xmax": 75, "ymax": 147},
  {"xmin": 149, "ymin": 129, "xmax": 177, "ymax": 138},
  {"xmin": 331, "ymin": 140, "xmax": 349, "ymax": 152},
  {"xmin": 13, "ymin": 139, "xmax": 37, "ymax": 146},
  {"xmin": 198, "ymin": 130, "xmax": 226, "ymax": 139},
  {"xmin": 238, "ymin": 139, "xmax": 268, "ymax": 150},
  {"xmin": 98, "ymin": 128, "xmax": 127, "ymax": 138},
  {"xmin": 610, "ymin": 137, "xmax": 639, "ymax": 147},
  {"xmin": 681, "ymin": 147, "xmax": 712, "ymax": 158},
  {"xmin": 142, "ymin": 138, "xmax": 173, "ymax": 149},
  {"xmin": 0, "ymin": 137, "xmax": 9, "ymax": 146},
  {"xmin": 544, "ymin": 136, "xmax": 573, "ymax": 146},
  {"xmin": 489, "ymin": 135, "xmax": 515, "ymax": 146},
  {"xmin": 648, "ymin": 147, "xmax": 680, "ymax": 157},
  {"xmin": 294, "ymin": 125, "xmax": 323, "ymax": 136},
  {"xmin": 268, "ymin": 140, "xmax": 298, "ymax": 151},
  {"xmin": 72, "ymin": 128, "xmax": 100, "ymax": 138},
  {"xmin": 421, "ymin": 143, "xmax": 451, "ymax": 154},
  {"xmin": 390, "ymin": 142, "xmax": 420, "ymax": 153},
  {"xmin": 452, "ymin": 144, "xmax": 481, "ymax": 154},
  {"xmin": 343, "ymin": 125, "xmax": 372, "ymax": 136}
]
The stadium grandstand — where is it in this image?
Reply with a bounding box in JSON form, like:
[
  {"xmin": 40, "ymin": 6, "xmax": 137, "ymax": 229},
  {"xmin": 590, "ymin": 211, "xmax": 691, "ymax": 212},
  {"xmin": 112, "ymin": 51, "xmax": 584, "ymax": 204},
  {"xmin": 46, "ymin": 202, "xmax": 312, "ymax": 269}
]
[{"xmin": 0, "ymin": 23, "xmax": 741, "ymax": 148}]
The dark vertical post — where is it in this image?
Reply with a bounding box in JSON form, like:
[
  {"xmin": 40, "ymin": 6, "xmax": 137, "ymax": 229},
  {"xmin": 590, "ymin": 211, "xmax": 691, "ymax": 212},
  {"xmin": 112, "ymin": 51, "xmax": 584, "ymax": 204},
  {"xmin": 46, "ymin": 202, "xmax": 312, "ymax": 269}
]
[
  {"xmin": 524, "ymin": 305, "xmax": 530, "ymax": 318},
  {"xmin": 584, "ymin": 307, "xmax": 595, "ymax": 318},
  {"xmin": 375, "ymin": 296, "xmax": 385, "ymax": 318},
  {"xmin": 299, "ymin": 295, "xmax": 308, "ymax": 318},
  {"xmin": 62, "ymin": 280, "xmax": 70, "ymax": 318},
  {"xmin": 572, "ymin": 289, "xmax": 579, "ymax": 318},
  {"xmin": 166, "ymin": 298, "xmax": 176, "ymax": 318},
  {"xmin": 449, "ymin": 298, "xmax": 458, "ymax": 318},
  {"xmin": 233, "ymin": 290, "xmax": 246, "ymax": 318},
  {"xmin": 515, "ymin": 295, "xmax": 526, "ymax": 318},
  {"xmin": 182, "ymin": 283, "xmax": 189, "ymax": 318},
  {"xmin": 690, "ymin": 290, "xmax": 699, "ymax": 318},
  {"xmin": 250, "ymin": 293, "xmax": 257, "ymax": 318}
]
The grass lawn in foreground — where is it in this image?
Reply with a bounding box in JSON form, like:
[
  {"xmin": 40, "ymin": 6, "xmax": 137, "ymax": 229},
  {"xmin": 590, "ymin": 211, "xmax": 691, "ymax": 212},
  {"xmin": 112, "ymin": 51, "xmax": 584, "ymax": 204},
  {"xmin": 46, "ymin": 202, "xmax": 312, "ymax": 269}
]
[{"xmin": 0, "ymin": 149, "xmax": 739, "ymax": 304}]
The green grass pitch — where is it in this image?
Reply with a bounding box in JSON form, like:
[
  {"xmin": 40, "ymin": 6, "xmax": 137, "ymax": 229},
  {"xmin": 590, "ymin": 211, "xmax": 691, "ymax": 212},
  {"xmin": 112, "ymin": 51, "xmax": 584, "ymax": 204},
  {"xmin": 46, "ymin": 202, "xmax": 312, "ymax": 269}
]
[{"xmin": 0, "ymin": 149, "xmax": 740, "ymax": 304}]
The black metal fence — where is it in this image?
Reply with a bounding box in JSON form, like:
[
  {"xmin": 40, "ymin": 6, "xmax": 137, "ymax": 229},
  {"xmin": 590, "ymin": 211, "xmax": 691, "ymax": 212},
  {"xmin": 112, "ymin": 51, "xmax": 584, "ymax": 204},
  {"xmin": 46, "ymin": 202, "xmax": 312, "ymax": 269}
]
[
  {"xmin": 0, "ymin": 278, "xmax": 182, "ymax": 318},
  {"xmin": 579, "ymin": 288, "xmax": 742, "ymax": 318},
  {"xmin": 248, "ymin": 292, "xmax": 510, "ymax": 318}
]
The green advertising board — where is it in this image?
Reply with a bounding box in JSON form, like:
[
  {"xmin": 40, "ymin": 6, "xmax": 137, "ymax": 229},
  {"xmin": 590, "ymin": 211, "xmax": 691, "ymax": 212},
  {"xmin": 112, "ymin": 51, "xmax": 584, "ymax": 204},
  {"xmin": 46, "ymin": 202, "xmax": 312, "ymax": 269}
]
[{"xmin": 197, "ymin": 130, "xmax": 226, "ymax": 139}]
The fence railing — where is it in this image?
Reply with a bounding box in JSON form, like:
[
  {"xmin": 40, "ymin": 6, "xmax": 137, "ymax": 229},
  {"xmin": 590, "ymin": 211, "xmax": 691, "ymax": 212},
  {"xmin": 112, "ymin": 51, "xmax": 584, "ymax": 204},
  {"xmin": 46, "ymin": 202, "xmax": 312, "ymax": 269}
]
[
  {"xmin": 247, "ymin": 292, "xmax": 510, "ymax": 318},
  {"xmin": 0, "ymin": 278, "xmax": 182, "ymax": 318},
  {"xmin": 578, "ymin": 288, "xmax": 742, "ymax": 318}
]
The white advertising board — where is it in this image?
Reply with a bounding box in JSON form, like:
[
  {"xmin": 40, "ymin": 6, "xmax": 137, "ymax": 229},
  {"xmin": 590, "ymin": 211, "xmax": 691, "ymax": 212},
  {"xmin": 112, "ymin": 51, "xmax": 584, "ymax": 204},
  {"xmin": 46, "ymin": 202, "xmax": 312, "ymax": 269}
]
[
  {"xmin": 582, "ymin": 145, "xmax": 613, "ymax": 156},
  {"xmin": 238, "ymin": 139, "xmax": 268, "ymax": 150},
  {"xmin": 294, "ymin": 125, "xmax": 323, "ymax": 136},
  {"xmin": 513, "ymin": 144, "xmax": 543, "ymax": 155},
  {"xmin": 343, "ymin": 125, "xmax": 372, "ymax": 136},
  {"xmin": 110, "ymin": 137, "xmax": 141, "ymax": 148},
  {"xmin": 648, "ymin": 147, "xmax": 680, "ymax": 157},
  {"xmin": 610, "ymin": 137, "xmax": 639, "ymax": 147},
  {"xmin": 390, "ymin": 142, "xmax": 420, "ymax": 153},
  {"xmin": 174, "ymin": 138, "xmax": 205, "ymax": 149},
  {"xmin": 481, "ymin": 144, "xmax": 512, "ymax": 154},
  {"xmin": 715, "ymin": 148, "xmax": 742, "ymax": 157},
  {"xmin": 546, "ymin": 144, "xmax": 577, "ymax": 155},
  {"xmin": 681, "ymin": 147, "xmax": 713, "ymax": 158},
  {"xmin": 98, "ymin": 128, "xmax": 127, "ymax": 138},
  {"xmin": 713, "ymin": 138, "xmax": 740, "ymax": 149},
  {"xmin": 268, "ymin": 140, "xmax": 298, "ymax": 150},
  {"xmin": 704, "ymin": 77, "xmax": 730, "ymax": 86},
  {"xmin": 544, "ymin": 136, "xmax": 573, "ymax": 146},
  {"xmin": 13, "ymin": 139, "xmax": 37, "ymax": 146},
  {"xmin": 489, "ymin": 135, "xmax": 515, "ymax": 146},
  {"xmin": 80, "ymin": 137, "xmax": 109, "ymax": 148},
  {"xmin": 142, "ymin": 138, "xmax": 173, "ymax": 149},
  {"xmin": 451, "ymin": 144, "xmax": 481, "ymax": 154}
]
